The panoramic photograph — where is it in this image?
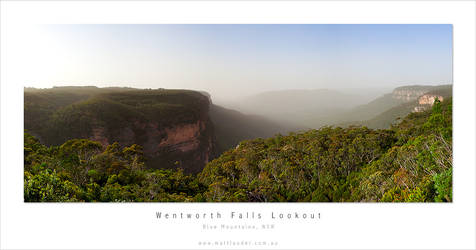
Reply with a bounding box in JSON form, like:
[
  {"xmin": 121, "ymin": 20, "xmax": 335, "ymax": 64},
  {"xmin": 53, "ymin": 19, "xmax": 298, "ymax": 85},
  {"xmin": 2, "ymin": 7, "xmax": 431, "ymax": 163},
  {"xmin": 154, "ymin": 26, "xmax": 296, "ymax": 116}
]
[{"xmin": 23, "ymin": 24, "xmax": 453, "ymax": 202}]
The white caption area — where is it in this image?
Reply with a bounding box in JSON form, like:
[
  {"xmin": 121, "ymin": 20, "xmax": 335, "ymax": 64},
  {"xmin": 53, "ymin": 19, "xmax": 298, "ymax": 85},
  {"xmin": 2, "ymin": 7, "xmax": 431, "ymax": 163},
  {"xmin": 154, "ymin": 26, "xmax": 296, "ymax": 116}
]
[{"xmin": 1, "ymin": 1, "xmax": 475, "ymax": 249}]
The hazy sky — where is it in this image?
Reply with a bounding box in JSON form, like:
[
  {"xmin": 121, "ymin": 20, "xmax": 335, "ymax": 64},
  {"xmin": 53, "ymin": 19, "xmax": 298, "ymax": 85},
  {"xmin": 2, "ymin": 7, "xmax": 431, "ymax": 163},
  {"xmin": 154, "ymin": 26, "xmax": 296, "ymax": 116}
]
[{"xmin": 21, "ymin": 24, "xmax": 452, "ymax": 99}]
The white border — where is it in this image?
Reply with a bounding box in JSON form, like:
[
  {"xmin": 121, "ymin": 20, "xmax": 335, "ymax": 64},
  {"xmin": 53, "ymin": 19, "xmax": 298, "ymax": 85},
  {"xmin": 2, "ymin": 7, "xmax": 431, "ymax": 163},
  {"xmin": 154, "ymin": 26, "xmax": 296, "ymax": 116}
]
[{"xmin": 1, "ymin": 1, "xmax": 475, "ymax": 249}]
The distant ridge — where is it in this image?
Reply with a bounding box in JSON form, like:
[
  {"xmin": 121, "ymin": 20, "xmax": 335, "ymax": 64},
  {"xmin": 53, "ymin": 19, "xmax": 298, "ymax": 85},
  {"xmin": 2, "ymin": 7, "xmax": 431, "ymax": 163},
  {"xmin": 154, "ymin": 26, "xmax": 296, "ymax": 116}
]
[{"xmin": 340, "ymin": 84, "xmax": 452, "ymax": 129}]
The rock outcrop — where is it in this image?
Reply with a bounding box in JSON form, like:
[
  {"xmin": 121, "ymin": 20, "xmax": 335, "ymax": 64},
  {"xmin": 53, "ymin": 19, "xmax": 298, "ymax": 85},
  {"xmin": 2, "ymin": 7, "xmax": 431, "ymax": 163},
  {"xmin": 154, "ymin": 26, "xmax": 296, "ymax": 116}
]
[
  {"xmin": 24, "ymin": 87, "xmax": 217, "ymax": 173},
  {"xmin": 413, "ymin": 94, "xmax": 444, "ymax": 113},
  {"xmin": 392, "ymin": 86, "xmax": 436, "ymax": 102},
  {"xmin": 85, "ymin": 118, "xmax": 215, "ymax": 174},
  {"xmin": 418, "ymin": 94, "xmax": 444, "ymax": 105},
  {"xmin": 391, "ymin": 85, "xmax": 450, "ymax": 114}
]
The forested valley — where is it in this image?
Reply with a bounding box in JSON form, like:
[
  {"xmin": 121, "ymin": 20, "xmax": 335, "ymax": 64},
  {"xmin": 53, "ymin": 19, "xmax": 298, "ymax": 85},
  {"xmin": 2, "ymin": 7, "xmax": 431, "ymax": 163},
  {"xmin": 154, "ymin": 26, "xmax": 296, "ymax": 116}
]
[{"xmin": 24, "ymin": 89, "xmax": 452, "ymax": 202}]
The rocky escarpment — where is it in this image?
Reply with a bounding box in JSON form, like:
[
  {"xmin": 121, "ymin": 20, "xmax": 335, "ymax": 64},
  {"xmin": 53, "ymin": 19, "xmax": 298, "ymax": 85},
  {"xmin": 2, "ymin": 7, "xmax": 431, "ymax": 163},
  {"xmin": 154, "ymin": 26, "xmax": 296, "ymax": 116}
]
[
  {"xmin": 392, "ymin": 86, "xmax": 437, "ymax": 102},
  {"xmin": 24, "ymin": 87, "xmax": 216, "ymax": 173},
  {"xmin": 413, "ymin": 94, "xmax": 444, "ymax": 113},
  {"xmin": 418, "ymin": 94, "xmax": 444, "ymax": 105},
  {"xmin": 341, "ymin": 84, "xmax": 452, "ymax": 129},
  {"xmin": 85, "ymin": 112, "xmax": 215, "ymax": 174},
  {"xmin": 391, "ymin": 85, "xmax": 451, "ymax": 113}
]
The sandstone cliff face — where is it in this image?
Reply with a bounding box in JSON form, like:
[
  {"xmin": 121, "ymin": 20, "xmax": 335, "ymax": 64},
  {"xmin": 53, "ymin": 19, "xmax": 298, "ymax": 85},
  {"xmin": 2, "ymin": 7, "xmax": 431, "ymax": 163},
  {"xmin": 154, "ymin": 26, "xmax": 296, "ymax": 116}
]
[
  {"xmin": 413, "ymin": 106, "xmax": 427, "ymax": 113},
  {"xmin": 413, "ymin": 94, "xmax": 444, "ymax": 113},
  {"xmin": 86, "ymin": 120, "xmax": 214, "ymax": 173},
  {"xmin": 392, "ymin": 89, "xmax": 429, "ymax": 102},
  {"xmin": 24, "ymin": 87, "xmax": 217, "ymax": 174},
  {"xmin": 392, "ymin": 86, "xmax": 449, "ymax": 114},
  {"xmin": 392, "ymin": 85, "xmax": 449, "ymax": 103},
  {"xmin": 157, "ymin": 121, "xmax": 203, "ymax": 152},
  {"xmin": 84, "ymin": 96, "xmax": 215, "ymax": 173},
  {"xmin": 418, "ymin": 94, "xmax": 444, "ymax": 105}
]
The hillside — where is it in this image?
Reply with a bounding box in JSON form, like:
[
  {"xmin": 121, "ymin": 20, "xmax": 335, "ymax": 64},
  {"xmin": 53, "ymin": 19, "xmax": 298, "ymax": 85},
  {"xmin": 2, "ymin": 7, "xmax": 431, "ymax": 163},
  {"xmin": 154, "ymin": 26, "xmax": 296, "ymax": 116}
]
[
  {"xmin": 24, "ymin": 86, "xmax": 303, "ymax": 173},
  {"xmin": 210, "ymin": 104, "xmax": 303, "ymax": 154},
  {"xmin": 341, "ymin": 85, "xmax": 452, "ymax": 129},
  {"xmin": 25, "ymin": 86, "xmax": 215, "ymax": 173},
  {"xmin": 341, "ymin": 84, "xmax": 452, "ymax": 123},
  {"xmin": 200, "ymin": 97, "xmax": 452, "ymax": 202},
  {"xmin": 221, "ymin": 85, "xmax": 451, "ymax": 130},
  {"xmin": 227, "ymin": 89, "xmax": 367, "ymax": 128},
  {"xmin": 24, "ymin": 95, "xmax": 452, "ymax": 202}
]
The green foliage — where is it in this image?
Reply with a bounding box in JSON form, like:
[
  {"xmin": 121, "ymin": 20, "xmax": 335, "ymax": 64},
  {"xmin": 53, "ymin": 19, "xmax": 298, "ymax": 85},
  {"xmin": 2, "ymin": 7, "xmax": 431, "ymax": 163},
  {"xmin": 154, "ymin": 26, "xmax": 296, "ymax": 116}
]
[
  {"xmin": 24, "ymin": 135, "xmax": 206, "ymax": 202},
  {"xmin": 24, "ymin": 87, "xmax": 210, "ymax": 146},
  {"xmin": 433, "ymin": 168, "xmax": 452, "ymax": 202},
  {"xmin": 24, "ymin": 87, "xmax": 217, "ymax": 173},
  {"xmin": 24, "ymin": 167, "xmax": 81, "ymax": 202},
  {"xmin": 342, "ymin": 85, "xmax": 452, "ymax": 130},
  {"xmin": 198, "ymin": 126, "xmax": 396, "ymax": 202},
  {"xmin": 381, "ymin": 187, "xmax": 427, "ymax": 202},
  {"xmin": 24, "ymin": 97, "xmax": 452, "ymax": 202}
]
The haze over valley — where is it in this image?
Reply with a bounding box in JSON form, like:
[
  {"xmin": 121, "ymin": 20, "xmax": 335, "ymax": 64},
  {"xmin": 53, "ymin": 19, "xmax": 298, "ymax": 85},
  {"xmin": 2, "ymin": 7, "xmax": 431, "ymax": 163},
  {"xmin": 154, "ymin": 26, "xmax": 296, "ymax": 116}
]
[
  {"xmin": 21, "ymin": 24, "xmax": 453, "ymax": 202},
  {"xmin": 24, "ymin": 83, "xmax": 452, "ymax": 173}
]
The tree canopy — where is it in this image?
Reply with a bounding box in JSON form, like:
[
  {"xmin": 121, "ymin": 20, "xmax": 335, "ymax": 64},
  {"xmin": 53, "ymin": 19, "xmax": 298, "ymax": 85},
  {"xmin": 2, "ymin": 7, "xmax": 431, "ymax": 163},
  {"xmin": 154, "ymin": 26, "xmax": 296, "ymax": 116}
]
[{"xmin": 24, "ymin": 98, "xmax": 452, "ymax": 202}]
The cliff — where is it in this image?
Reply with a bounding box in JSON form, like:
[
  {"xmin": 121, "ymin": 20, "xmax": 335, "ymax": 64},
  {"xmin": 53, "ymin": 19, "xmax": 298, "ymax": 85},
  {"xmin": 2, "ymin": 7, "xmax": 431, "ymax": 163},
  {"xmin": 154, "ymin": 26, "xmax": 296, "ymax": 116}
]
[
  {"xmin": 413, "ymin": 94, "xmax": 444, "ymax": 112},
  {"xmin": 392, "ymin": 85, "xmax": 451, "ymax": 101},
  {"xmin": 418, "ymin": 94, "xmax": 444, "ymax": 105},
  {"xmin": 412, "ymin": 87, "xmax": 451, "ymax": 113},
  {"xmin": 209, "ymin": 104, "xmax": 302, "ymax": 154},
  {"xmin": 391, "ymin": 86, "xmax": 435, "ymax": 101},
  {"xmin": 24, "ymin": 87, "xmax": 216, "ymax": 173},
  {"xmin": 340, "ymin": 84, "xmax": 452, "ymax": 129}
]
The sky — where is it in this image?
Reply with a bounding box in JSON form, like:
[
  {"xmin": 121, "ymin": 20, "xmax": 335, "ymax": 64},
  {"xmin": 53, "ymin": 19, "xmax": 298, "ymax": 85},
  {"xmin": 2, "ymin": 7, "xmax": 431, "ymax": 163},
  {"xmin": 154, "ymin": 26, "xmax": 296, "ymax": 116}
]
[{"xmin": 17, "ymin": 24, "xmax": 452, "ymax": 100}]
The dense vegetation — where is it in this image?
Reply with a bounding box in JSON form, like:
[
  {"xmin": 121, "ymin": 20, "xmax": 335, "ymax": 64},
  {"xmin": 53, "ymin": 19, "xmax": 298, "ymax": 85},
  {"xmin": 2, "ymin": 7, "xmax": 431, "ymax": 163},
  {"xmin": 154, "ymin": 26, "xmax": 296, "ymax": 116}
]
[
  {"xmin": 228, "ymin": 85, "xmax": 452, "ymax": 130},
  {"xmin": 25, "ymin": 86, "xmax": 210, "ymax": 146},
  {"xmin": 25, "ymin": 87, "xmax": 302, "ymax": 172},
  {"xmin": 25, "ymin": 97, "xmax": 452, "ymax": 202},
  {"xmin": 338, "ymin": 85, "xmax": 452, "ymax": 129},
  {"xmin": 209, "ymin": 104, "xmax": 300, "ymax": 154}
]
